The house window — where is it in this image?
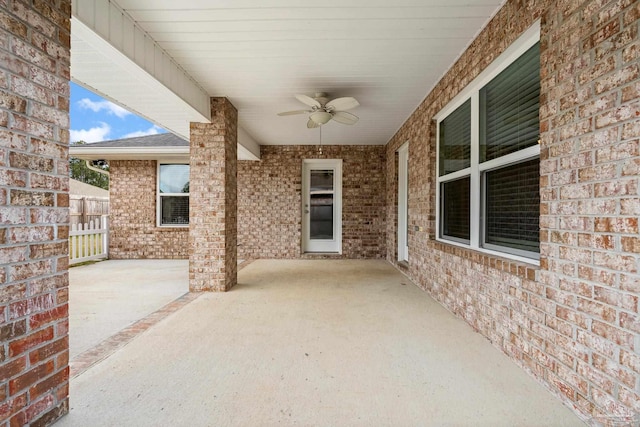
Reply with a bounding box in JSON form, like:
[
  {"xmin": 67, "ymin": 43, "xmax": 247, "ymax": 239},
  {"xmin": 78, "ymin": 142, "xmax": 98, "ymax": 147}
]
[
  {"xmin": 158, "ymin": 164, "xmax": 189, "ymax": 227},
  {"xmin": 436, "ymin": 24, "xmax": 540, "ymax": 262}
]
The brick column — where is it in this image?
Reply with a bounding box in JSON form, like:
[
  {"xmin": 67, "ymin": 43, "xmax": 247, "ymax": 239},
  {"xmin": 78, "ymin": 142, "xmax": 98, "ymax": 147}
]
[
  {"xmin": 189, "ymin": 98, "xmax": 238, "ymax": 292},
  {"xmin": 0, "ymin": 1, "xmax": 71, "ymax": 425}
]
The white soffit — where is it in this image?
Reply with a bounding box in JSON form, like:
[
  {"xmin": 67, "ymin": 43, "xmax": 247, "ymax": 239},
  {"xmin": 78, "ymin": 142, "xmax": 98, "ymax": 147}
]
[
  {"xmin": 74, "ymin": 0, "xmax": 505, "ymax": 147},
  {"xmin": 70, "ymin": 0, "xmax": 260, "ymax": 160}
]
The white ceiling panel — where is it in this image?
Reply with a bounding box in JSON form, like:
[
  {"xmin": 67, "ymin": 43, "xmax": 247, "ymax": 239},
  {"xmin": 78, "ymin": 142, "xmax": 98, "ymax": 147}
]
[{"xmin": 73, "ymin": 0, "xmax": 505, "ymax": 147}]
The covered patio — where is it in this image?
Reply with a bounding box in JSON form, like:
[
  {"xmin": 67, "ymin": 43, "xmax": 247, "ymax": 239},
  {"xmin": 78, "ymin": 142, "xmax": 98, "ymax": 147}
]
[
  {"xmin": 1, "ymin": 1, "xmax": 638, "ymax": 425},
  {"xmin": 60, "ymin": 259, "xmax": 582, "ymax": 426}
]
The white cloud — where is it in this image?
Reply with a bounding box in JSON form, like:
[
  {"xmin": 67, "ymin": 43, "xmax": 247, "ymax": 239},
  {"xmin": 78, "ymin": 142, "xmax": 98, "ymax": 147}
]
[
  {"xmin": 78, "ymin": 98, "xmax": 131, "ymax": 119},
  {"xmin": 121, "ymin": 125, "xmax": 162, "ymax": 139},
  {"xmin": 70, "ymin": 123, "xmax": 111, "ymax": 143}
]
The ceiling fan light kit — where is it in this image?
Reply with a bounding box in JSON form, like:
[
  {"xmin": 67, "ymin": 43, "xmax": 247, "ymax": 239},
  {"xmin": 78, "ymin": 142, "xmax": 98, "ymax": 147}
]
[
  {"xmin": 310, "ymin": 111, "xmax": 332, "ymax": 125},
  {"xmin": 278, "ymin": 92, "xmax": 360, "ymax": 128}
]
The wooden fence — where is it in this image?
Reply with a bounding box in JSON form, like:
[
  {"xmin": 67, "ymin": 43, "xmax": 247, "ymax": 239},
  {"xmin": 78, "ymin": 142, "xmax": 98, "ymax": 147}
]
[
  {"xmin": 69, "ymin": 215, "xmax": 109, "ymax": 265},
  {"xmin": 70, "ymin": 196, "xmax": 109, "ymax": 226}
]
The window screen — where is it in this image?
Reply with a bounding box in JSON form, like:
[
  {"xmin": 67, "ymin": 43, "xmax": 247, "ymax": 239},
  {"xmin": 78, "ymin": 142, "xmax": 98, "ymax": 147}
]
[
  {"xmin": 484, "ymin": 158, "xmax": 540, "ymax": 253},
  {"xmin": 440, "ymin": 177, "xmax": 470, "ymax": 241},
  {"xmin": 480, "ymin": 43, "xmax": 540, "ymax": 162},
  {"xmin": 439, "ymin": 99, "xmax": 471, "ymax": 176},
  {"xmin": 159, "ymin": 164, "xmax": 189, "ymax": 226},
  {"xmin": 436, "ymin": 31, "xmax": 540, "ymax": 260},
  {"xmin": 161, "ymin": 196, "xmax": 189, "ymax": 225}
]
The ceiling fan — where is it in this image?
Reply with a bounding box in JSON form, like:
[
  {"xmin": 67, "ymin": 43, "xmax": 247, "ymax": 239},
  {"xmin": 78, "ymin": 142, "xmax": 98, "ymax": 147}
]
[{"xmin": 278, "ymin": 92, "xmax": 359, "ymax": 128}]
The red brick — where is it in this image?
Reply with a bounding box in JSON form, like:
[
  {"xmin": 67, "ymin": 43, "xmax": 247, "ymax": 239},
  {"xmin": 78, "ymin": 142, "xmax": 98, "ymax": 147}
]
[
  {"xmin": 594, "ymin": 217, "xmax": 638, "ymax": 233},
  {"xmin": 596, "ymin": 142, "xmax": 639, "ymax": 166},
  {"xmin": 591, "ymin": 320, "xmax": 635, "ymax": 347},
  {"xmin": 592, "ymin": 251, "xmax": 637, "ymax": 272},
  {"xmin": 55, "ymin": 319, "xmax": 68, "ymax": 337},
  {"xmin": 9, "ymin": 294, "xmax": 55, "ymax": 322},
  {"xmin": 618, "ymin": 388, "xmax": 640, "ymax": 415},
  {"xmin": 8, "ymin": 326, "xmax": 54, "ymax": 357},
  {"xmin": 594, "ymin": 179, "xmax": 638, "ymax": 197},
  {"xmin": 592, "ymin": 387, "xmax": 631, "ymax": 416},
  {"xmin": 0, "ymin": 169, "xmax": 27, "ymax": 187},
  {"xmin": 595, "ymin": 286, "xmax": 638, "ymax": 311},
  {"xmin": 7, "ymin": 226, "xmax": 54, "ymax": 243},
  {"xmin": 0, "ymin": 319, "xmax": 27, "ymax": 342},
  {"xmin": 28, "ymin": 274, "xmax": 66, "ymax": 295},
  {"xmin": 576, "ymin": 360, "xmax": 615, "ymax": 395},
  {"xmin": 621, "ymin": 236, "xmax": 639, "ymax": 252},
  {"xmin": 30, "ymin": 399, "xmax": 68, "ymax": 427},
  {"xmin": 24, "ymin": 394, "xmax": 54, "ymax": 424},
  {"xmin": 577, "ymin": 297, "xmax": 617, "ymax": 323},
  {"xmin": 0, "ymin": 393, "xmax": 27, "ymax": 420},
  {"xmin": 594, "ymin": 64, "xmax": 639, "ymax": 94},
  {"xmin": 30, "ymin": 138, "xmax": 66, "ymax": 159},
  {"xmin": 548, "ymin": 372, "xmax": 577, "ymax": 401},
  {"xmin": 593, "ymin": 353, "xmax": 637, "ymax": 389},
  {"xmin": 8, "ymin": 260, "xmax": 53, "ymax": 282},
  {"xmin": 619, "ymin": 312, "xmax": 640, "ymax": 333},
  {"xmin": 577, "ymin": 330, "xmax": 617, "ymax": 358},
  {"xmin": 556, "ymin": 306, "xmax": 588, "ymax": 328},
  {"xmin": 8, "ymin": 360, "xmax": 53, "ymax": 395},
  {"xmin": 10, "ymin": 410, "xmax": 26, "ymax": 427},
  {"xmin": 595, "ymin": 101, "xmax": 640, "ymax": 129},
  {"xmin": 0, "ymin": 356, "xmax": 27, "ymax": 382},
  {"xmin": 29, "ymin": 241, "xmax": 67, "ymax": 259},
  {"xmin": 0, "ymin": 246, "xmax": 27, "ymax": 263},
  {"xmin": 619, "ymin": 273, "xmax": 640, "ymax": 293},
  {"xmin": 0, "ymin": 92, "xmax": 27, "ymax": 114},
  {"xmin": 29, "ymin": 367, "xmax": 68, "ymax": 400},
  {"xmin": 620, "ymin": 349, "xmax": 640, "ymax": 374},
  {"xmin": 28, "ymin": 336, "xmax": 68, "ymax": 364},
  {"xmin": 577, "ymin": 233, "xmax": 614, "ymax": 250},
  {"xmin": 621, "ymin": 80, "xmax": 640, "ymax": 103},
  {"xmin": 56, "ymin": 287, "xmax": 68, "ymax": 305},
  {"xmin": 29, "ymin": 304, "xmax": 67, "ymax": 329},
  {"xmin": 621, "ymin": 158, "xmax": 640, "ymax": 177}
]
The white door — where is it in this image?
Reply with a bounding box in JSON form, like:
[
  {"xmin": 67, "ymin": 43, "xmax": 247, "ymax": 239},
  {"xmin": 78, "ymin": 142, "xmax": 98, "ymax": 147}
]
[
  {"xmin": 397, "ymin": 143, "xmax": 409, "ymax": 261},
  {"xmin": 302, "ymin": 159, "xmax": 342, "ymax": 253}
]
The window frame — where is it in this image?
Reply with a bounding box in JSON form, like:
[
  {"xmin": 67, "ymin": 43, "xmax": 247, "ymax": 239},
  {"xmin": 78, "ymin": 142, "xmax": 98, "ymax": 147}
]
[
  {"xmin": 435, "ymin": 21, "xmax": 541, "ymax": 265},
  {"xmin": 156, "ymin": 162, "xmax": 190, "ymax": 228}
]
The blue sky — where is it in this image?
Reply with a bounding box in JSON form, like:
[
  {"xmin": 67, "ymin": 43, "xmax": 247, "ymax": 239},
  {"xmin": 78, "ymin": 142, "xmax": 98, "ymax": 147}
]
[{"xmin": 70, "ymin": 82, "xmax": 165, "ymax": 144}]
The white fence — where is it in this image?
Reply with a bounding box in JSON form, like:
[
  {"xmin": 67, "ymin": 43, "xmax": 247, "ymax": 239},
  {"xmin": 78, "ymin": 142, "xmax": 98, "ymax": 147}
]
[{"xmin": 69, "ymin": 215, "xmax": 109, "ymax": 265}]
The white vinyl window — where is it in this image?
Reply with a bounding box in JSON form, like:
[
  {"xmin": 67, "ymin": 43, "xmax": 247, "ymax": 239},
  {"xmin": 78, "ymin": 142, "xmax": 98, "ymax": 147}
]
[
  {"xmin": 436, "ymin": 23, "xmax": 541, "ymax": 263},
  {"xmin": 157, "ymin": 163, "xmax": 189, "ymax": 227}
]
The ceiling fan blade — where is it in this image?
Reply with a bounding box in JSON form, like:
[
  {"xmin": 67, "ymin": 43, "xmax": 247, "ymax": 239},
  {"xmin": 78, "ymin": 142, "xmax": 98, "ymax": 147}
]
[
  {"xmin": 307, "ymin": 118, "xmax": 320, "ymax": 129},
  {"xmin": 326, "ymin": 97, "xmax": 359, "ymax": 111},
  {"xmin": 277, "ymin": 110, "xmax": 309, "ymax": 116},
  {"xmin": 295, "ymin": 94, "xmax": 321, "ymax": 108},
  {"xmin": 331, "ymin": 111, "xmax": 359, "ymax": 125}
]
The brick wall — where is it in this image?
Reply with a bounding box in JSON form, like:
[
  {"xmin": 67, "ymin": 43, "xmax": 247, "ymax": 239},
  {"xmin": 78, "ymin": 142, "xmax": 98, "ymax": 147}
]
[
  {"xmin": 189, "ymin": 97, "xmax": 237, "ymax": 292},
  {"xmin": 0, "ymin": 1, "xmax": 71, "ymax": 425},
  {"xmin": 238, "ymin": 145, "xmax": 386, "ymax": 259},
  {"xmin": 109, "ymin": 160, "xmax": 188, "ymax": 259},
  {"xmin": 386, "ymin": 0, "xmax": 639, "ymax": 420}
]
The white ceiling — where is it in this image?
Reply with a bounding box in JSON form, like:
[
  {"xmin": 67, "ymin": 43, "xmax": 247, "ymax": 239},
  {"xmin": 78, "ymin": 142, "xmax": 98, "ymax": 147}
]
[{"xmin": 72, "ymin": 0, "xmax": 505, "ymax": 147}]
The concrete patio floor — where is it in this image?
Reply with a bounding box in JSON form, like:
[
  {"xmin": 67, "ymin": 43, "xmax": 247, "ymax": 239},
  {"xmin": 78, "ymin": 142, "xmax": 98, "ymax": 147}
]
[
  {"xmin": 69, "ymin": 259, "xmax": 188, "ymax": 359},
  {"xmin": 60, "ymin": 259, "xmax": 584, "ymax": 426}
]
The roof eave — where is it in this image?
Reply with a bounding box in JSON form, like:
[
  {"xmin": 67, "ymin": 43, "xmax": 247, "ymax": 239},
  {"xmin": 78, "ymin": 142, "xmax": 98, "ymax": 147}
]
[{"xmin": 69, "ymin": 146, "xmax": 189, "ymax": 161}]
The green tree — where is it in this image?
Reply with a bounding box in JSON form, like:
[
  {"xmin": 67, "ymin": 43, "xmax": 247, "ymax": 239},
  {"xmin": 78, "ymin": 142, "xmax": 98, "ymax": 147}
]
[{"xmin": 70, "ymin": 141, "xmax": 109, "ymax": 190}]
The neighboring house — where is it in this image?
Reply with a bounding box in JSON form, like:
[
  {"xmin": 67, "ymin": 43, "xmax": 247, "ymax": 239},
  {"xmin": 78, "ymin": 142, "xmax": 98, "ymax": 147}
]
[
  {"xmin": 70, "ymin": 133, "xmax": 386, "ymax": 260},
  {"xmin": 2, "ymin": 1, "xmax": 638, "ymax": 425},
  {"xmin": 70, "ymin": 133, "xmax": 191, "ymax": 258}
]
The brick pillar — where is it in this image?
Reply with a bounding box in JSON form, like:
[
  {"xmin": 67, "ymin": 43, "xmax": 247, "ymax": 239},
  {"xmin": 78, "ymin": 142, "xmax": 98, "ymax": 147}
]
[
  {"xmin": 189, "ymin": 98, "xmax": 237, "ymax": 292},
  {"xmin": 0, "ymin": 1, "xmax": 71, "ymax": 425}
]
